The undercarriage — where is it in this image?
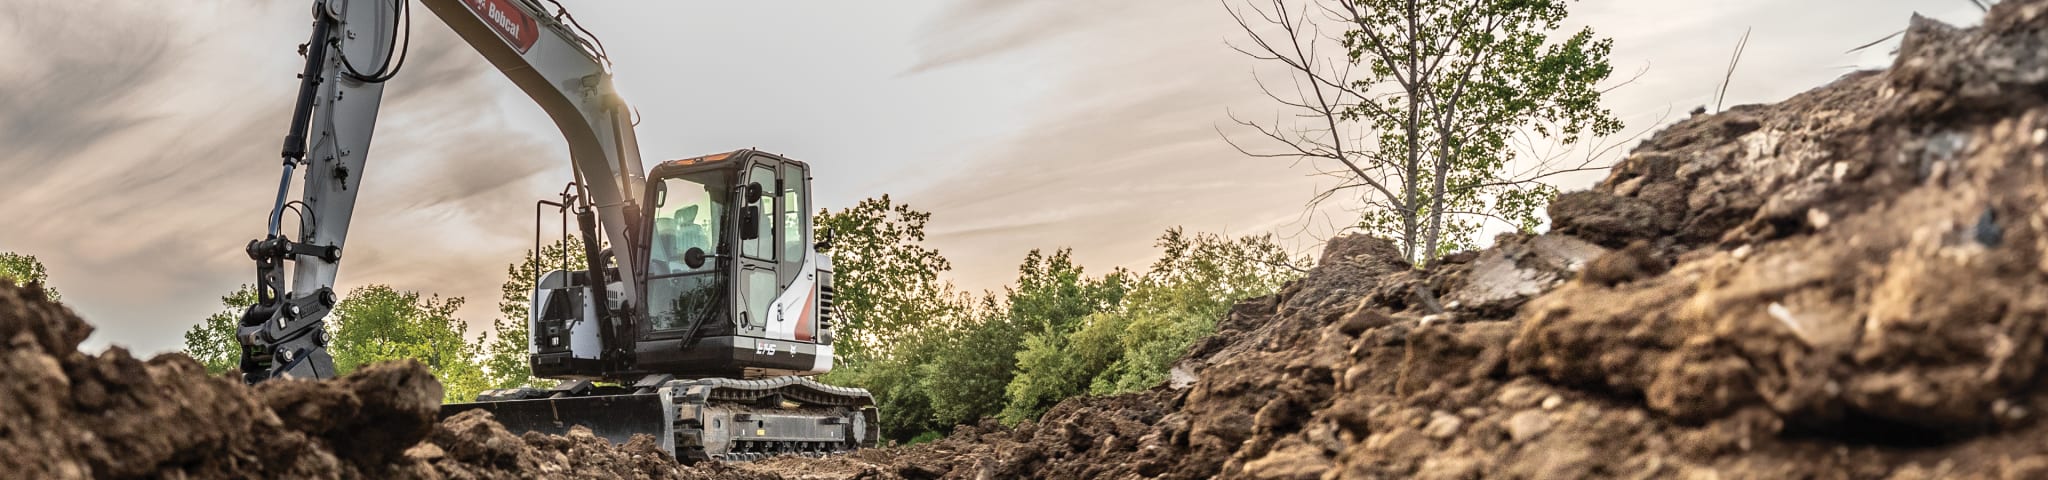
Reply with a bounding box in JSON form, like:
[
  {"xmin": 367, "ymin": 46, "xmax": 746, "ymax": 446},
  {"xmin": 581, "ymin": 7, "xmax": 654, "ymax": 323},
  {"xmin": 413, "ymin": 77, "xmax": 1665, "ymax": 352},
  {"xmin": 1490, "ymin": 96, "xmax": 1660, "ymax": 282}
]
[{"xmin": 440, "ymin": 376, "xmax": 878, "ymax": 462}]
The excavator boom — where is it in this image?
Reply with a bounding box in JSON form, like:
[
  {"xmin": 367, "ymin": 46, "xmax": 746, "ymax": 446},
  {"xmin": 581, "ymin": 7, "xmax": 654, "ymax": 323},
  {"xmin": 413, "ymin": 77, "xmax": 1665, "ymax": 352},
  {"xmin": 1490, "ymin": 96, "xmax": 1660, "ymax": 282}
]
[{"xmin": 238, "ymin": 0, "xmax": 644, "ymax": 382}]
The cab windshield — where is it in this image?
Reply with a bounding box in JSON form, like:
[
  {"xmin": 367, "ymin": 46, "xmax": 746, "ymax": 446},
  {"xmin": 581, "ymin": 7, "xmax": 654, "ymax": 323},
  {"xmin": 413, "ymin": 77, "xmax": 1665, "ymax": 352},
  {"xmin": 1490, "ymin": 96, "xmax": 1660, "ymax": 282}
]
[
  {"xmin": 647, "ymin": 171, "xmax": 727, "ymax": 331},
  {"xmin": 650, "ymin": 172, "xmax": 727, "ymax": 276}
]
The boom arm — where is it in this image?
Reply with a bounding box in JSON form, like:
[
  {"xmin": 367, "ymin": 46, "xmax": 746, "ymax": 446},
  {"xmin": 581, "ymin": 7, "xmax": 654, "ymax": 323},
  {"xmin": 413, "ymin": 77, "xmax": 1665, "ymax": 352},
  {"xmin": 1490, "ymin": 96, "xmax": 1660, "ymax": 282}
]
[{"xmin": 238, "ymin": 0, "xmax": 648, "ymax": 383}]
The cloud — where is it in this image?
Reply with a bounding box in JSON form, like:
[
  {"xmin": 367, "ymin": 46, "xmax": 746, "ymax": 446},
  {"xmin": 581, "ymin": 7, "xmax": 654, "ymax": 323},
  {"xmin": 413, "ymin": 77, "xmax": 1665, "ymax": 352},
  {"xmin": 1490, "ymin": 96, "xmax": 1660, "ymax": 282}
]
[
  {"xmin": 0, "ymin": 0, "xmax": 568, "ymax": 353},
  {"xmin": 362, "ymin": 18, "xmax": 560, "ymax": 234},
  {"xmin": 0, "ymin": 1, "xmax": 174, "ymax": 183},
  {"xmin": 900, "ymin": 0, "xmax": 1337, "ymax": 291},
  {"xmin": 904, "ymin": 1, "xmax": 1138, "ymax": 74}
]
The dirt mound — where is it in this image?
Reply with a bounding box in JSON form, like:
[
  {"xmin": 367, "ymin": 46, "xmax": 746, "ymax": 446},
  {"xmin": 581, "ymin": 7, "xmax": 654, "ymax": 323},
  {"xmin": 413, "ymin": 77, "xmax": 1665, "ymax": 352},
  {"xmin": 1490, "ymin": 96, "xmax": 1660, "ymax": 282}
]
[
  {"xmin": 726, "ymin": 2, "xmax": 2048, "ymax": 478},
  {"xmin": 0, "ymin": 279, "xmax": 759, "ymax": 479}
]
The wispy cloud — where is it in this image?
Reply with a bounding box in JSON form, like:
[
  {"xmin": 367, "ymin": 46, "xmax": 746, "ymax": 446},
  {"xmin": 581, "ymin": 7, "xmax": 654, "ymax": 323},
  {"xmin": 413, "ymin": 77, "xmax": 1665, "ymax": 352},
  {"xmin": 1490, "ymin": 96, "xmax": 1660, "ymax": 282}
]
[
  {"xmin": 900, "ymin": 0, "xmax": 1336, "ymax": 290},
  {"xmin": 904, "ymin": 1, "xmax": 1135, "ymax": 74},
  {"xmin": 0, "ymin": 1, "xmax": 173, "ymax": 181},
  {"xmin": 0, "ymin": 0, "xmax": 566, "ymax": 352}
]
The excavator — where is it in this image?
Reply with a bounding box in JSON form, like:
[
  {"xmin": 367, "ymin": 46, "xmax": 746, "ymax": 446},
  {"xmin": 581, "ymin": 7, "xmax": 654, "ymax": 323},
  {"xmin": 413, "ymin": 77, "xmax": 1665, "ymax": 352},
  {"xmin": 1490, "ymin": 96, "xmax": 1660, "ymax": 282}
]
[{"xmin": 233, "ymin": 0, "xmax": 875, "ymax": 461}]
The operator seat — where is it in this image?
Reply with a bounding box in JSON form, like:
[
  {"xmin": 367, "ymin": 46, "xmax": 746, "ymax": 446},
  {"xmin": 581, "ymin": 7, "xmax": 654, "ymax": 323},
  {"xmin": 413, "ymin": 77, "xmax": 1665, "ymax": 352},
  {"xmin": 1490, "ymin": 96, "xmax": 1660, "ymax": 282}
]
[
  {"xmin": 651, "ymin": 217, "xmax": 679, "ymax": 275},
  {"xmin": 675, "ymin": 206, "xmax": 709, "ymax": 262}
]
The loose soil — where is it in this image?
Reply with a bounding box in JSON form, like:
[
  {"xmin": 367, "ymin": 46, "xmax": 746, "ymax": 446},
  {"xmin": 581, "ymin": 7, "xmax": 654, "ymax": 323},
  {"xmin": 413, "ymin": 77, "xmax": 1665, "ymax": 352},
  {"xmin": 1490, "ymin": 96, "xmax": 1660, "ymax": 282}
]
[{"xmin": 9, "ymin": 2, "xmax": 2048, "ymax": 478}]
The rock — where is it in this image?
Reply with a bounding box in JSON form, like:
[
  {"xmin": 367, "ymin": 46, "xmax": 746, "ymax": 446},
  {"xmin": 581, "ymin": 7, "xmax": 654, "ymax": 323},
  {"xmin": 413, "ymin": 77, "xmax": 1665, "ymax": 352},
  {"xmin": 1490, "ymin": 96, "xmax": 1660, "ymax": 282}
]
[
  {"xmin": 1423, "ymin": 412, "xmax": 1464, "ymax": 439},
  {"xmin": 1240, "ymin": 442, "xmax": 1332, "ymax": 480},
  {"xmin": 1416, "ymin": 456, "xmax": 1484, "ymax": 480},
  {"xmin": 1496, "ymin": 382, "xmax": 1545, "ymax": 408},
  {"xmin": 1577, "ymin": 241, "xmax": 1665, "ymax": 287},
  {"xmin": 1508, "ymin": 411, "xmax": 1553, "ymax": 442},
  {"xmin": 405, "ymin": 443, "xmax": 446, "ymax": 461},
  {"xmin": 1448, "ymin": 234, "xmax": 1608, "ymax": 315},
  {"xmin": 2003, "ymin": 456, "xmax": 2048, "ymax": 479},
  {"xmin": 1549, "ymin": 191, "xmax": 1674, "ymax": 248}
]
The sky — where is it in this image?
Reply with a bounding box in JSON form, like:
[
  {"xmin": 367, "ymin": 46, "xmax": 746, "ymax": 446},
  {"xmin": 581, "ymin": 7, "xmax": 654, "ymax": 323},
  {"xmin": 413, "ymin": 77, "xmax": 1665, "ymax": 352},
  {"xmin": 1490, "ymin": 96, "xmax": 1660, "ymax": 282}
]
[{"xmin": 0, "ymin": 0, "xmax": 1986, "ymax": 354}]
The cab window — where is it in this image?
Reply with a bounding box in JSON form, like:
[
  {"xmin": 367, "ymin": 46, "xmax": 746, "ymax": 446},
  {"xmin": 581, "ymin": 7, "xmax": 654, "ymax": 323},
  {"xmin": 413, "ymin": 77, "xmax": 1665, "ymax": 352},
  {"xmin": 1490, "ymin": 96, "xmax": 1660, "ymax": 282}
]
[
  {"xmin": 646, "ymin": 171, "xmax": 728, "ymax": 331},
  {"xmin": 648, "ymin": 171, "xmax": 725, "ymax": 276},
  {"xmin": 779, "ymin": 164, "xmax": 807, "ymax": 265},
  {"xmin": 741, "ymin": 164, "xmax": 776, "ymax": 261}
]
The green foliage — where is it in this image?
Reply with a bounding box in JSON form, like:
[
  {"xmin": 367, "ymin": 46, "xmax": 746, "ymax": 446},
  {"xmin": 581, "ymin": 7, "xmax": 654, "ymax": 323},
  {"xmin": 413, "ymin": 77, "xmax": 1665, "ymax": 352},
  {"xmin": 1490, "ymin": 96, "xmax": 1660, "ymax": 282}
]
[
  {"xmin": 815, "ymin": 196, "xmax": 973, "ymax": 439},
  {"xmin": 482, "ymin": 236, "xmax": 586, "ymax": 390},
  {"xmin": 1346, "ymin": 0, "xmax": 1621, "ymax": 260},
  {"xmin": 907, "ymin": 431, "xmax": 945, "ymax": 445},
  {"xmin": 999, "ymin": 229, "xmax": 1304, "ymax": 423},
  {"xmin": 182, "ymin": 285, "xmax": 256, "ymax": 375},
  {"xmin": 327, "ymin": 285, "xmax": 489, "ymax": 403},
  {"xmin": 0, "ymin": 252, "xmax": 59, "ymax": 301},
  {"xmin": 1007, "ymin": 249, "xmax": 1130, "ymax": 337},
  {"xmin": 986, "ymin": 249, "xmax": 1129, "ymax": 423},
  {"xmin": 814, "ymin": 195, "xmax": 959, "ymax": 364},
  {"xmin": 812, "ymin": 200, "xmax": 1305, "ymax": 437},
  {"xmin": 1001, "ymin": 312, "xmax": 1124, "ymax": 423},
  {"xmin": 920, "ymin": 299, "xmax": 1029, "ymax": 428},
  {"xmin": 822, "ymin": 342, "xmax": 943, "ymax": 440},
  {"xmin": 1231, "ymin": 0, "xmax": 1622, "ymax": 262}
]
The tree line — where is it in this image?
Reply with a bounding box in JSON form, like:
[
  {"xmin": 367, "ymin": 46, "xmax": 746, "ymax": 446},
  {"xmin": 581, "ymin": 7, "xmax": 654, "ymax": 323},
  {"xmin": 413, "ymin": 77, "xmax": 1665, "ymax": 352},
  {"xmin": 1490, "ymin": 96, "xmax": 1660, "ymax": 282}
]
[
  {"xmin": 815, "ymin": 196, "xmax": 1306, "ymax": 442},
  {"xmin": 139, "ymin": 196, "xmax": 1300, "ymax": 441}
]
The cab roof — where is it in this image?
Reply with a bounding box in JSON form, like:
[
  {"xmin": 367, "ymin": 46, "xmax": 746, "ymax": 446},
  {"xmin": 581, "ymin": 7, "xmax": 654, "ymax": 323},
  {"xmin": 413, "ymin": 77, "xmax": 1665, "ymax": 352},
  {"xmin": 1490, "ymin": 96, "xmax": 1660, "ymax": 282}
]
[
  {"xmin": 652, "ymin": 148, "xmax": 807, "ymax": 176},
  {"xmin": 655, "ymin": 149, "xmax": 749, "ymax": 170}
]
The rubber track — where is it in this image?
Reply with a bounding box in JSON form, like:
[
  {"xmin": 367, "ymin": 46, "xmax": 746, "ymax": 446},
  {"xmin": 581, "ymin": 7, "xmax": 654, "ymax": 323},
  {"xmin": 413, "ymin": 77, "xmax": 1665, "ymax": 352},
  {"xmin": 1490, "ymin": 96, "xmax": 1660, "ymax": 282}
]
[
  {"xmin": 669, "ymin": 376, "xmax": 879, "ymax": 463},
  {"xmin": 672, "ymin": 376, "xmax": 875, "ymax": 407}
]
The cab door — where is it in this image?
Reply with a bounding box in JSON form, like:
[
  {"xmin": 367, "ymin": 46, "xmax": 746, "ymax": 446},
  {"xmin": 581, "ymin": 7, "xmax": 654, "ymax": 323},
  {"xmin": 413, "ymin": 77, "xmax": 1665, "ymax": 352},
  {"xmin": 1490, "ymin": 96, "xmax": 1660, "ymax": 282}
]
[
  {"xmin": 774, "ymin": 162, "xmax": 816, "ymax": 343},
  {"xmin": 736, "ymin": 161, "xmax": 779, "ymax": 339}
]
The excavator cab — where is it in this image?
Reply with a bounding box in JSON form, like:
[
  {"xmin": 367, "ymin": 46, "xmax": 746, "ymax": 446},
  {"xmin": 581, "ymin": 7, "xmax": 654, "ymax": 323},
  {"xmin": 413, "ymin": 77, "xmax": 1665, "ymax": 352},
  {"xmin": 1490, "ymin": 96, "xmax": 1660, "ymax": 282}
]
[
  {"xmin": 527, "ymin": 148, "xmax": 838, "ymax": 381},
  {"xmin": 625, "ymin": 149, "xmax": 836, "ymax": 379}
]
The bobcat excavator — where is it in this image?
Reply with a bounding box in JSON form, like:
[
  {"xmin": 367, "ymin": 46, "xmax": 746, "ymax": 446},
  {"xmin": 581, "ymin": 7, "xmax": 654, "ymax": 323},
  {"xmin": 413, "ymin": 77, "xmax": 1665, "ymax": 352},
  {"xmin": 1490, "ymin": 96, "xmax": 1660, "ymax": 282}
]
[{"xmin": 235, "ymin": 0, "xmax": 875, "ymax": 461}]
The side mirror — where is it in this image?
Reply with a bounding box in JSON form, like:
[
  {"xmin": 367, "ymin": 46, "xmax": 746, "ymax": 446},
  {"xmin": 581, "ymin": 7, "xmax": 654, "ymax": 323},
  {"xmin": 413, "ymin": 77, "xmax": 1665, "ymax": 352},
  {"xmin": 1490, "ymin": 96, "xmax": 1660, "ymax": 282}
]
[
  {"xmin": 814, "ymin": 226, "xmax": 835, "ymax": 252},
  {"xmin": 745, "ymin": 183, "xmax": 764, "ymax": 204},
  {"xmin": 739, "ymin": 205, "xmax": 761, "ymax": 240},
  {"xmin": 684, "ymin": 247, "xmax": 708, "ymax": 269}
]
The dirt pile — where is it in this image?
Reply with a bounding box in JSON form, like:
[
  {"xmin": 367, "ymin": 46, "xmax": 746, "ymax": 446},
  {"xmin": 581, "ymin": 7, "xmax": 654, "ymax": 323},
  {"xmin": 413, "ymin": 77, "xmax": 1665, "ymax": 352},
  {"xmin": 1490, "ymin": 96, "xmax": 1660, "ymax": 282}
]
[
  {"xmin": 0, "ymin": 279, "xmax": 770, "ymax": 479},
  {"xmin": 734, "ymin": 2, "xmax": 2048, "ymax": 478}
]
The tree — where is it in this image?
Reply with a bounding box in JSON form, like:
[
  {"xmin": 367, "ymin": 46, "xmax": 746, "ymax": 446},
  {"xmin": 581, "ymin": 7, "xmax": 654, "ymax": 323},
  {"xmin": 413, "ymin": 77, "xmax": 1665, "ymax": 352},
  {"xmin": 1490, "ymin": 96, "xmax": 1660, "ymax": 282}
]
[
  {"xmin": 837, "ymin": 291, "xmax": 985, "ymax": 441},
  {"xmin": 1001, "ymin": 310, "xmax": 1125, "ymax": 423},
  {"xmin": 946, "ymin": 248, "xmax": 1126, "ymax": 425},
  {"xmin": 1007, "ymin": 249, "xmax": 1130, "ymax": 338},
  {"xmin": 1226, "ymin": 0, "xmax": 1624, "ymax": 262},
  {"xmin": 0, "ymin": 252, "xmax": 59, "ymax": 301},
  {"xmin": 182, "ymin": 285, "xmax": 257, "ymax": 375},
  {"xmin": 482, "ymin": 237, "xmax": 585, "ymax": 390},
  {"xmin": 921, "ymin": 299, "xmax": 1030, "ymax": 428},
  {"xmin": 814, "ymin": 195, "xmax": 961, "ymax": 363},
  {"xmin": 813, "ymin": 196, "xmax": 976, "ymax": 440},
  {"xmin": 327, "ymin": 285, "xmax": 489, "ymax": 403}
]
